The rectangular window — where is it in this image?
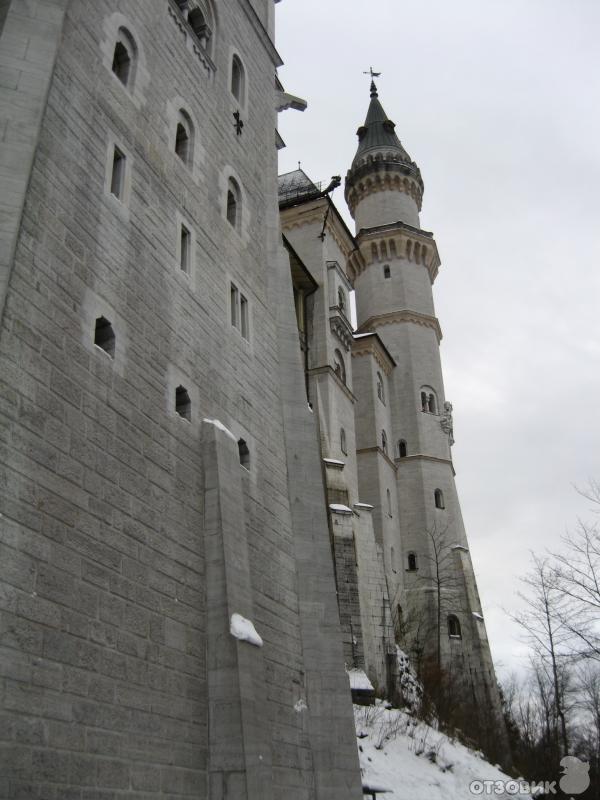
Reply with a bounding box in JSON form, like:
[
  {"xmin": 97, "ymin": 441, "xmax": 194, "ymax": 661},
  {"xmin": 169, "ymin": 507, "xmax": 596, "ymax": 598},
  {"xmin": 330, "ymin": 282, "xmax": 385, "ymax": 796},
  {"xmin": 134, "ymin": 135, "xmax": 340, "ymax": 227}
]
[
  {"xmin": 230, "ymin": 283, "xmax": 239, "ymax": 327},
  {"xmin": 240, "ymin": 294, "xmax": 249, "ymax": 340},
  {"xmin": 180, "ymin": 224, "xmax": 190, "ymax": 272},
  {"xmin": 110, "ymin": 146, "xmax": 126, "ymax": 199}
]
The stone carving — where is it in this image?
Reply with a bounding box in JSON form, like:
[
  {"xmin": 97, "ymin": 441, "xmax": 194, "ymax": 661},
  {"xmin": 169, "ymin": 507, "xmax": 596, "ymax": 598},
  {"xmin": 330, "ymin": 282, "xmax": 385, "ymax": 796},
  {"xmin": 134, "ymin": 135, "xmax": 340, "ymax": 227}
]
[{"xmin": 440, "ymin": 400, "xmax": 454, "ymax": 445}]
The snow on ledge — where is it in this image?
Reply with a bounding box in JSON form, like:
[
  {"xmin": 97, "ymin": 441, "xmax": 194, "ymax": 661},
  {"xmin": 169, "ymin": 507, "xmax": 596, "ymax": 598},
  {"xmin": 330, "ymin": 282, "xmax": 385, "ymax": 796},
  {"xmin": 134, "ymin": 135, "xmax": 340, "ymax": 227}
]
[
  {"xmin": 451, "ymin": 544, "xmax": 469, "ymax": 552},
  {"xmin": 347, "ymin": 668, "xmax": 374, "ymax": 692},
  {"xmin": 203, "ymin": 418, "xmax": 237, "ymax": 442},
  {"xmin": 230, "ymin": 613, "xmax": 263, "ymax": 647},
  {"xmin": 329, "ymin": 503, "xmax": 353, "ymax": 515},
  {"xmin": 323, "ymin": 458, "xmax": 345, "ymax": 467},
  {"xmin": 354, "ymin": 502, "xmax": 374, "ymax": 510},
  {"xmin": 472, "ymin": 612, "xmax": 484, "ymax": 621}
]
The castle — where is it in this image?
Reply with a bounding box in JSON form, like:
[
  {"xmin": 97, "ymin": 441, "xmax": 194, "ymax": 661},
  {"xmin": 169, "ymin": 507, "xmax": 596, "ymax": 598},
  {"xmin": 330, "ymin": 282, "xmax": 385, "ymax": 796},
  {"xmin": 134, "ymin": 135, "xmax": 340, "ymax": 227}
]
[{"xmin": 0, "ymin": 1, "xmax": 506, "ymax": 797}]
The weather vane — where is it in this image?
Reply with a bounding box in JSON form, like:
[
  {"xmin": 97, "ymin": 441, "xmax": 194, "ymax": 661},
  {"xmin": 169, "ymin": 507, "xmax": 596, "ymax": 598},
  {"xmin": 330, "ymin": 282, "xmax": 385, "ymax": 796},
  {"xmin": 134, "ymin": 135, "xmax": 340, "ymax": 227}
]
[{"xmin": 363, "ymin": 67, "xmax": 382, "ymax": 79}]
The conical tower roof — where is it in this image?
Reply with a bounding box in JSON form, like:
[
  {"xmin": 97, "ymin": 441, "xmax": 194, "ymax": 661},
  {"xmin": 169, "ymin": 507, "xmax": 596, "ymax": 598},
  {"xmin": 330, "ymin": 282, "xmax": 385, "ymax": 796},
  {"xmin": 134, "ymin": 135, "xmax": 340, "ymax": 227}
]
[{"xmin": 352, "ymin": 81, "xmax": 413, "ymax": 167}]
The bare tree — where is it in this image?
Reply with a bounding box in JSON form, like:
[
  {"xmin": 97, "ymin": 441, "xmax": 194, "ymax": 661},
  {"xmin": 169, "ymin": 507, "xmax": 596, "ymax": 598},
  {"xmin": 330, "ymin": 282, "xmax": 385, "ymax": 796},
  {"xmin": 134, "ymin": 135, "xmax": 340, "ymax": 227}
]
[
  {"xmin": 550, "ymin": 483, "xmax": 600, "ymax": 661},
  {"xmin": 511, "ymin": 554, "xmax": 572, "ymax": 756}
]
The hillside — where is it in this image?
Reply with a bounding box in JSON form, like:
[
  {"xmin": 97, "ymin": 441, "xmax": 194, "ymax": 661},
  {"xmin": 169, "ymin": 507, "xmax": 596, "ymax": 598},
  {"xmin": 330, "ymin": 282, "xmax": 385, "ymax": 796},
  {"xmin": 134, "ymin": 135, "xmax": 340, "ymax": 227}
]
[{"xmin": 354, "ymin": 702, "xmax": 535, "ymax": 800}]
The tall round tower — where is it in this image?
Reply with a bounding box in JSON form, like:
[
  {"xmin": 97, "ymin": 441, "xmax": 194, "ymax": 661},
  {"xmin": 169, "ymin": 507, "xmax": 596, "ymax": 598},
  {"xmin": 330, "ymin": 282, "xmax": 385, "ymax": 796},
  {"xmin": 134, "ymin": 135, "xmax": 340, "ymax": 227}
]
[{"xmin": 346, "ymin": 80, "xmax": 509, "ymax": 761}]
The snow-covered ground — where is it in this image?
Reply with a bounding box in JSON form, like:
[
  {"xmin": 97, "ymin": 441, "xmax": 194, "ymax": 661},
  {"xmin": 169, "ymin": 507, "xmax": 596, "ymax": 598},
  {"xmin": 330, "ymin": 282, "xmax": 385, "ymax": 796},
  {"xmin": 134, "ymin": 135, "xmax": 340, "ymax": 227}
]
[{"xmin": 355, "ymin": 703, "xmax": 534, "ymax": 800}]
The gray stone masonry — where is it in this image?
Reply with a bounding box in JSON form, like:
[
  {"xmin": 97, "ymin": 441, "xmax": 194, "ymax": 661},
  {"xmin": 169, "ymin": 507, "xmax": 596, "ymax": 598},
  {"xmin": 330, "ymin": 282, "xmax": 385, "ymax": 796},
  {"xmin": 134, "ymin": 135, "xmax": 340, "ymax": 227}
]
[{"xmin": 0, "ymin": 1, "xmax": 364, "ymax": 797}]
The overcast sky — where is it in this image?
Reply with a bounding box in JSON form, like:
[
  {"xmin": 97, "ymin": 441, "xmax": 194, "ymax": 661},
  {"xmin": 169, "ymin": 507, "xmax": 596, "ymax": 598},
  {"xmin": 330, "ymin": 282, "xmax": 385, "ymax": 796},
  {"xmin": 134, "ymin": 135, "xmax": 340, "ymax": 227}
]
[{"xmin": 275, "ymin": 0, "xmax": 600, "ymax": 676}]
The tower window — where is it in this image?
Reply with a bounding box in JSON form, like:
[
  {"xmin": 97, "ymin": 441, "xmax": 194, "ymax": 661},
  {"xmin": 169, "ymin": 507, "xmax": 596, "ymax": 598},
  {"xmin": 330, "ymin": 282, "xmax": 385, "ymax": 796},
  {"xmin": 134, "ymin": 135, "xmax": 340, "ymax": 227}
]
[
  {"xmin": 381, "ymin": 430, "xmax": 388, "ymax": 455},
  {"xmin": 175, "ymin": 386, "xmax": 191, "ymax": 420},
  {"xmin": 188, "ymin": 7, "xmax": 211, "ymax": 50},
  {"xmin": 230, "ymin": 282, "xmax": 249, "ymax": 340},
  {"xmin": 340, "ymin": 427, "xmax": 347, "ymax": 455},
  {"xmin": 337, "ymin": 287, "xmax": 346, "ymax": 313},
  {"xmin": 175, "ymin": 110, "xmax": 194, "ymax": 167},
  {"xmin": 434, "ymin": 489, "xmax": 445, "ymax": 509},
  {"xmin": 227, "ymin": 178, "xmax": 241, "ymax": 229},
  {"xmin": 238, "ymin": 439, "xmax": 250, "ymax": 469},
  {"xmin": 407, "ymin": 552, "xmax": 417, "ymax": 571},
  {"xmin": 448, "ymin": 615, "xmax": 462, "ymax": 638},
  {"xmin": 180, "ymin": 224, "xmax": 191, "ymax": 272},
  {"xmin": 377, "ymin": 372, "xmax": 385, "ymax": 404},
  {"xmin": 231, "ymin": 54, "xmax": 245, "ymax": 103},
  {"xmin": 398, "ymin": 439, "xmax": 407, "ymax": 458},
  {"xmin": 386, "ymin": 488, "xmax": 392, "ymax": 516},
  {"xmin": 240, "ymin": 294, "xmax": 249, "ymax": 340},
  {"xmin": 230, "ymin": 283, "xmax": 238, "ymax": 327},
  {"xmin": 112, "ymin": 42, "xmax": 131, "ymax": 86},
  {"xmin": 110, "ymin": 146, "xmax": 126, "ymax": 199},
  {"xmin": 94, "ymin": 317, "xmax": 115, "ymax": 358},
  {"xmin": 111, "ymin": 28, "xmax": 137, "ymax": 89},
  {"xmin": 383, "ymin": 264, "xmax": 391, "ymax": 279},
  {"xmin": 420, "ymin": 388, "xmax": 438, "ymax": 414},
  {"xmin": 333, "ymin": 349, "xmax": 346, "ymax": 385}
]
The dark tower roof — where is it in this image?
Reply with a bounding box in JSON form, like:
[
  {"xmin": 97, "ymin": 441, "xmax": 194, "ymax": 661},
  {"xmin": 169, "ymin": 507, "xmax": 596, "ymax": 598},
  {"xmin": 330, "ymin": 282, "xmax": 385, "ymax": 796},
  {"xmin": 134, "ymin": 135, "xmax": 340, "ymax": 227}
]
[{"xmin": 352, "ymin": 81, "xmax": 413, "ymax": 167}]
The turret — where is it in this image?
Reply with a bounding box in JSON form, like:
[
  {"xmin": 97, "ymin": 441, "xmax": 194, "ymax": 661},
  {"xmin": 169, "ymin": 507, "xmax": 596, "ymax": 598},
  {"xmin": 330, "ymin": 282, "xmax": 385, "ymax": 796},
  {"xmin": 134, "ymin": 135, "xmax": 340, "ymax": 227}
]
[{"xmin": 345, "ymin": 81, "xmax": 423, "ymax": 231}]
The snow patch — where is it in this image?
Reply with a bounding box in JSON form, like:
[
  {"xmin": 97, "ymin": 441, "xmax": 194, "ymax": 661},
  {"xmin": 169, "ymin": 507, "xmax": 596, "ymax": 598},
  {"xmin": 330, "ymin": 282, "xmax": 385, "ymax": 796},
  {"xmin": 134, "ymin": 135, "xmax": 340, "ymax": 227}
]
[
  {"xmin": 472, "ymin": 612, "xmax": 484, "ymax": 621},
  {"xmin": 354, "ymin": 703, "xmax": 532, "ymax": 800},
  {"xmin": 203, "ymin": 418, "xmax": 237, "ymax": 442},
  {"xmin": 294, "ymin": 698, "xmax": 308, "ymax": 713},
  {"xmin": 323, "ymin": 458, "xmax": 345, "ymax": 467},
  {"xmin": 347, "ymin": 669, "xmax": 374, "ymax": 692},
  {"xmin": 230, "ymin": 613, "xmax": 263, "ymax": 647},
  {"xmin": 330, "ymin": 503, "xmax": 353, "ymax": 514},
  {"xmin": 354, "ymin": 502, "xmax": 375, "ymax": 510}
]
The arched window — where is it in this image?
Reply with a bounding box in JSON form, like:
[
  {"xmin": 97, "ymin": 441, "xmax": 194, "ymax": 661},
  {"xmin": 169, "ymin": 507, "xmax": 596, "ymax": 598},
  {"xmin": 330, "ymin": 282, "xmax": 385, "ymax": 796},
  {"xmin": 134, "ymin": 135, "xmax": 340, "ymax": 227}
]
[
  {"xmin": 380, "ymin": 241, "xmax": 388, "ymax": 259},
  {"xmin": 390, "ymin": 240, "xmax": 397, "ymax": 258},
  {"xmin": 175, "ymin": 386, "xmax": 191, "ymax": 420},
  {"xmin": 333, "ymin": 349, "xmax": 346, "ymax": 385},
  {"xmin": 434, "ymin": 489, "xmax": 445, "ymax": 509},
  {"xmin": 340, "ymin": 427, "xmax": 347, "ymax": 455},
  {"xmin": 420, "ymin": 387, "xmax": 438, "ymax": 414},
  {"xmin": 376, "ymin": 372, "xmax": 385, "ymax": 404},
  {"xmin": 386, "ymin": 488, "xmax": 392, "ymax": 516},
  {"xmin": 227, "ymin": 177, "xmax": 241, "ymax": 229},
  {"xmin": 188, "ymin": 7, "xmax": 212, "ymax": 51},
  {"xmin": 94, "ymin": 317, "xmax": 115, "ymax": 358},
  {"xmin": 383, "ymin": 264, "xmax": 391, "ymax": 279},
  {"xmin": 238, "ymin": 439, "xmax": 250, "ymax": 469},
  {"xmin": 398, "ymin": 439, "xmax": 407, "ymax": 458},
  {"xmin": 381, "ymin": 430, "xmax": 388, "ymax": 455},
  {"xmin": 111, "ymin": 28, "xmax": 136, "ymax": 88},
  {"xmin": 231, "ymin": 54, "xmax": 245, "ymax": 103},
  {"xmin": 175, "ymin": 110, "xmax": 194, "ymax": 167},
  {"xmin": 337, "ymin": 286, "xmax": 346, "ymax": 313},
  {"xmin": 448, "ymin": 615, "xmax": 462, "ymax": 638},
  {"xmin": 407, "ymin": 552, "xmax": 417, "ymax": 571},
  {"xmin": 371, "ymin": 242, "xmax": 379, "ymax": 262}
]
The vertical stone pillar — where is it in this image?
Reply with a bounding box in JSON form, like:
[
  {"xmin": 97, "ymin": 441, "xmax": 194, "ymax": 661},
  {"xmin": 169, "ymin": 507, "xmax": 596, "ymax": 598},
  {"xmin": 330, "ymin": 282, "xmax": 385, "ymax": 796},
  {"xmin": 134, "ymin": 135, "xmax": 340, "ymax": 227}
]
[
  {"xmin": 0, "ymin": 0, "xmax": 69, "ymax": 324},
  {"xmin": 202, "ymin": 420, "xmax": 273, "ymax": 800}
]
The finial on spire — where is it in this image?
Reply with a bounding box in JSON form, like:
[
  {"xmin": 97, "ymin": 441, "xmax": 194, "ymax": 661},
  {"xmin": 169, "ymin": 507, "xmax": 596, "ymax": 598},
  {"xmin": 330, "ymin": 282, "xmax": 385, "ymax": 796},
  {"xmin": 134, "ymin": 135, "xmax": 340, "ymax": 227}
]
[{"xmin": 363, "ymin": 67, "xmax": 381, "ymax": 97}]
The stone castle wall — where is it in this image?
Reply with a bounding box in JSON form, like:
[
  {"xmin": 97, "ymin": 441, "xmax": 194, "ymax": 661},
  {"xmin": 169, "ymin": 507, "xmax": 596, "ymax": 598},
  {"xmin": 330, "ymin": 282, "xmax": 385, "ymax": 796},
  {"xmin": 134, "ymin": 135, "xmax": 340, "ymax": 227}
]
[{"xmin": 0, "ymin": 2, "xmax": 362, "ymax": 797}]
